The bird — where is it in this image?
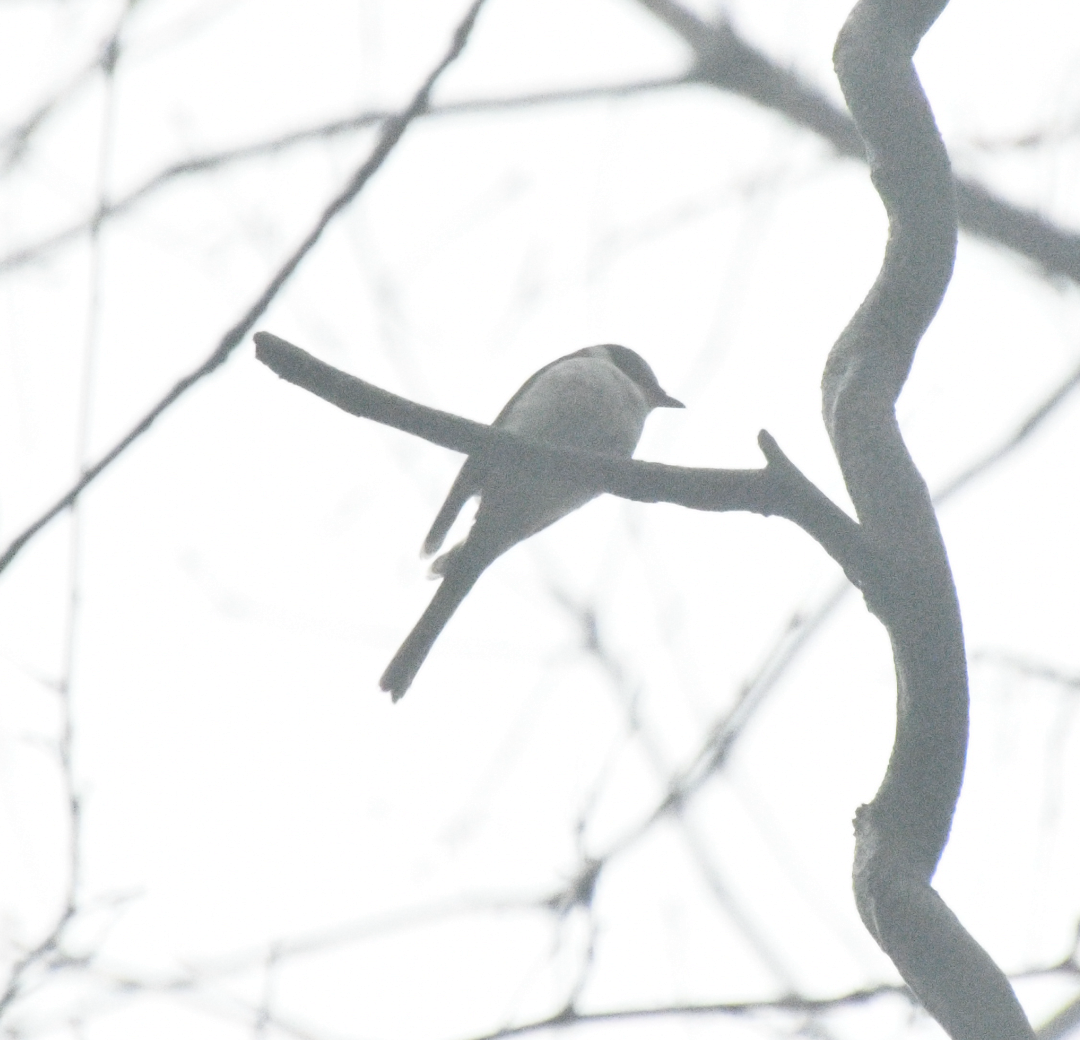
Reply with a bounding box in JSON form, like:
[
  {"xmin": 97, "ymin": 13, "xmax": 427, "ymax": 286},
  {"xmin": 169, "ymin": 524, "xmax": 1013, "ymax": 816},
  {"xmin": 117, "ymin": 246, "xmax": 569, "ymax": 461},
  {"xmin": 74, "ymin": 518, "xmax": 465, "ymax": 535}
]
[{"xmin": 379, "ymin": 344, "xmax": 684, "ymax": 700}]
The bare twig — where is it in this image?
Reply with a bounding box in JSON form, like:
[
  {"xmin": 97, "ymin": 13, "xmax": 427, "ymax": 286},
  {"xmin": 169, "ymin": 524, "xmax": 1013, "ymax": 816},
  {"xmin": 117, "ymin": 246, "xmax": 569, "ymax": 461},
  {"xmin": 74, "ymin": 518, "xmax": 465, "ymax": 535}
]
[
  {"xmin": 934, "ymin": 357, "xmax": 1080, "ymax": 501},
  {"xmin": 0, "ymin": 14, "xmax": 126, "ymax": 1022},
  {"xmin": 451, "ymin": 984, "xmax": 911, "ymax": 1040},
  {"xmin": 58, "ymin": 912, "xmax": 1080, "ymax": 1038},
  {"xmin": 0, "ymin": 20, "xmax": 121, "ymax": 172},
  {"xmin": 0, "ymin": 905, "xmax": 76, "ymax": 1020},
  {"xmin": 554, "ymin": 592, "xmax": 799, "ymax": 988},
  {"xmin": 0, "ymin": 0, "xmax": 492, "ymax": 580},
  {"xmin": 84, "ymin": 890, "xmax": 555, "ymax": 992},
  {"xmin": 644, "ymin": 343, "xmax": 1080, "ymax": 824},
  {"xmin": 973, "ymin": 651, "xmax": 1080, "ymax": 691},
  {"xmin": 0, "ymin": 75, "xmax": 687, "ymax": 275}
]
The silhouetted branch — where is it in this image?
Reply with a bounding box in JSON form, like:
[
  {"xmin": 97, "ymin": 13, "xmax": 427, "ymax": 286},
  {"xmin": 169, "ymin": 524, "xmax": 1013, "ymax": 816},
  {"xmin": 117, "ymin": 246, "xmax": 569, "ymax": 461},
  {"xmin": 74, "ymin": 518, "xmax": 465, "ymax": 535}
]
[
  {"xmin": 0, "ymin": 0, "xmax": 492, "ymax": 581},
  {"xmin": 0, "ymin": 18, "xmax": 122, "ymax": 172},
  {"xmin": 935, "ymin": 356, "xmax": 1080, "ymax": 501},
  {"xmin": 0, "ymin": 75, "xmax": 687, "ymax": 275},
  {"xmin": 655, "ymin": 343, "xmax": 1080, "ymax": 818},
  {"xmin": 826, "ymin": 0, "xmax": 1032, "ymax": 1036},
  {"xmin": 0, "ymin": 19, "xmax": 120, "ymax": 1025},
  {"xmin": 73, "ymin": 903, "xmax": 1080, "ymax": 1039},
  {"xmin": 553, "ymin": 590, "xmax": 798, "ymax": 987},
  {"xmin": 91, "ymin": 890, "xmax": 554, "ymax": 989},
  {"xmin": 454, "ymin": 984, "xmax": 911, "ymax": 1040},
  {"xmin": 0, "ymin": 905, "xmax": 76, "ymax": 1021},
  {"xmin": 254, "ymin": 332, "xmax": 872, "ymax": 591},
  {"xmin": 972, "ymin": 650, "xmax": 1080, "ymax": 692}
]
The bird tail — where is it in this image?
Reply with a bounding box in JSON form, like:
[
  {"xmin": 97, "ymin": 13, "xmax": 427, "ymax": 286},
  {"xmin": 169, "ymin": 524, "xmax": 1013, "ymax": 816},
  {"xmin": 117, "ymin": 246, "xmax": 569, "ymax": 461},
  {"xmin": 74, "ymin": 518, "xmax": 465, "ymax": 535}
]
[{"xmin": 379, "ymin": 547, "xmax": 486, "ymax": 701}]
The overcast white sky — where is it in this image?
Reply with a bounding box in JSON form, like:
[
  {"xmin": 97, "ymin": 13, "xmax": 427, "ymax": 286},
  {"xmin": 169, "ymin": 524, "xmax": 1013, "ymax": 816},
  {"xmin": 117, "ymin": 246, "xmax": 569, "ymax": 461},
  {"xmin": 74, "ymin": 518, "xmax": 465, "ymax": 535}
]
[{"xmin": 1, "ymin": 1, "xmax": 1080, "ymax": 1037}]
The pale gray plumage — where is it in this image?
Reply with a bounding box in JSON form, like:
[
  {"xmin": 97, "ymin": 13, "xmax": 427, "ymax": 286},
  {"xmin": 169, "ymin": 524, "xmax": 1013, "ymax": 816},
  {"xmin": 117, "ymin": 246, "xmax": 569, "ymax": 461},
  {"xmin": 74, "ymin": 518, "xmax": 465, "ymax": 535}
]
[{"xmin": 380, "ymin": 344, "xmax": 683, "ymax": 700}]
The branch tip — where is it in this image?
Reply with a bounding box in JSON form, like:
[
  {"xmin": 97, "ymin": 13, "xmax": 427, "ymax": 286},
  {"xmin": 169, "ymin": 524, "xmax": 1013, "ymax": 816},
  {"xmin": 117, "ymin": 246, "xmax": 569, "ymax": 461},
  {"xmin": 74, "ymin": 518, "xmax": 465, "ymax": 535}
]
[{"xmin": 756, "ymin": 429, "xmax": 784, "ymax": 465}]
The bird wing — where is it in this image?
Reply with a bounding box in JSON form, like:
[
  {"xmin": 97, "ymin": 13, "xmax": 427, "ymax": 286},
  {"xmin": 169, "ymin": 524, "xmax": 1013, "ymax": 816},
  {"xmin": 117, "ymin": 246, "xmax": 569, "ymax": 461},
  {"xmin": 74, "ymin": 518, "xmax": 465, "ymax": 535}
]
[
  {"xmin": 421, "ymin": 350, "xmax": 593, "ymax": 557},
  {"xmin": 488, "ymin": 349, "xmax": 593, "ymax": 424}
]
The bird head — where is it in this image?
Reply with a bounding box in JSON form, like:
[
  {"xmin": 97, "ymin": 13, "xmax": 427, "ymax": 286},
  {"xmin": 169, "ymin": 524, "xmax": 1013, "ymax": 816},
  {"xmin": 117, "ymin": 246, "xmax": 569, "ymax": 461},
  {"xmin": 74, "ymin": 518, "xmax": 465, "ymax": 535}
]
[{"xmin": 586, "ymin": 344, "xmax": 684, "ymax": 410}]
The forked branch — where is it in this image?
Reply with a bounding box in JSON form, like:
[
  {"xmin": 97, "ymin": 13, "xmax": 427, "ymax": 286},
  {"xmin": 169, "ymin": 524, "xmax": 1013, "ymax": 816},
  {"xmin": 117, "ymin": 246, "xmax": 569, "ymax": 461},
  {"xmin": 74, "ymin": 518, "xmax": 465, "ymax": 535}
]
[{"xmin": 254, "ymin": 332, "xmax": 869, "ymax": 588}]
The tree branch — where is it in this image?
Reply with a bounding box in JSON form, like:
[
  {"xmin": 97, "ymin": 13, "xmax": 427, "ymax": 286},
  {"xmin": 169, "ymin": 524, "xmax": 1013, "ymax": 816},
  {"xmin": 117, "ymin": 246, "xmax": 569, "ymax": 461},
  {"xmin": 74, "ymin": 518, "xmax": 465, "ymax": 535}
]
[
  {"xmin": 6, "ymin": 4, "xmax": 1080, "ymax": 285},
  {"xmin": 0, "ymin": 76, "xmax": 688, "ymax": 275},
  {"xmin": 0, "ymin": 0, "xmax": 491, "ymax": 580},
  {"xmin": 827, "ymin": 0, "xmax": 1033, "ymax": 1035},
  {"xmin": 253, "ymin": 332, "xmax": 871, "ymax": 590},
  {"xmin": 448, "ymin": 984, "xmax": 910, "ymax": 1040}
]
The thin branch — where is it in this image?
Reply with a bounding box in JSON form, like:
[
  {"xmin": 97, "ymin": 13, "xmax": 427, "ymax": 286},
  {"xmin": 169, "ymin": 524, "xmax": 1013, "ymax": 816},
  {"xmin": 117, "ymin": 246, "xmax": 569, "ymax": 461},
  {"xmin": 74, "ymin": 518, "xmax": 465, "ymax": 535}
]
[
  {"xmin": 86, "ymin": 890, "xmax": 555, "ymax": 991},
  {"xmin": 634, "ymin": 0, "xmax": 1080, "ymax": 285},
  {"xmin": 559, "ymin": 583, "xmax": 849, "ymax": 870},
  {"xmin": 452, "ymin": 984, "xmax": 911, "ymax": 1040},
  {"xmin": 0, "ymin": 15, "xmax": 126, "ymax": 1023},
  {"xmin": 0, "ymin": 0, "xmax": 492, "ymax": 580},
  {"xmin": 252, "ymin": 333, "xmax": 871, "ymax": 586},
  {"xmin": 0, "ymin": 75, "xmax": 687, "ymax": 275},
  {"xmin": 934, "ymin": 356, "xmax": 1080, "ymax": 501},
  {"xmin": 555, "ymin": 593, "xmax": 799, "ymax": 988},
  {"xmin": 972, "ymin": 651, "xmax": 1080, "ymax": 692},
  {"xmin": 0, "ymin": 22, "xmax": 121, "ymax": 172},
  {"xmin": 0, "ymin": 906, "xmax": 76, "ymax": 1021},
  {"xmin": 60, "ymin": 917, "xmax": 1080, "ymax": 1038}
]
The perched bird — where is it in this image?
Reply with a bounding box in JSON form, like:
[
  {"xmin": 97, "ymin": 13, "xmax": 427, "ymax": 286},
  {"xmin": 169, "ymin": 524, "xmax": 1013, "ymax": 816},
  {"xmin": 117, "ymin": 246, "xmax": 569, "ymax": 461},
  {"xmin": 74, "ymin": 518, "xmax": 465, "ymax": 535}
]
[{"xmin": 380, "ymin": 344, "xmax": 683, "ymax": 700}]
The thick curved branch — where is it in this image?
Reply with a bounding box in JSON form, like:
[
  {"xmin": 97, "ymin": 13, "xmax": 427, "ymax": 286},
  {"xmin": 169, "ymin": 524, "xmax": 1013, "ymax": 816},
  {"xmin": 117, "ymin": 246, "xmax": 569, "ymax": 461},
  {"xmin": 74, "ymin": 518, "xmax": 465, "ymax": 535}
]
[
  {"xmin": 0, "ymin": 76, "xmax": 687, "ymax": 275},
  {"xmin": 828, "ymin": 0, "xmax": 1033, "ymax": 1036},
  {"xmin": 254, "ymin": 332, "xmax": 869, "ymax": 587}
]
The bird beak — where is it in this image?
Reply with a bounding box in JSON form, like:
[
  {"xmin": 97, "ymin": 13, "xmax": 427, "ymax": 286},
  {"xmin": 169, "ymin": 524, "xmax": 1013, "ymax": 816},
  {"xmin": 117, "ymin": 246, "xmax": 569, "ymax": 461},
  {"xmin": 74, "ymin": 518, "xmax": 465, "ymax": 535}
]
[{"xmin": 655, "ymin": 391, "xmax": 685, "ymax": 409}]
